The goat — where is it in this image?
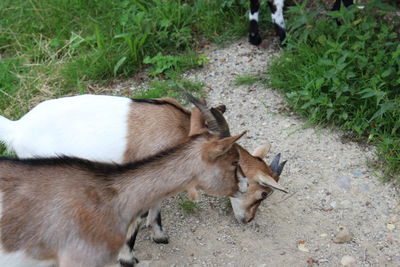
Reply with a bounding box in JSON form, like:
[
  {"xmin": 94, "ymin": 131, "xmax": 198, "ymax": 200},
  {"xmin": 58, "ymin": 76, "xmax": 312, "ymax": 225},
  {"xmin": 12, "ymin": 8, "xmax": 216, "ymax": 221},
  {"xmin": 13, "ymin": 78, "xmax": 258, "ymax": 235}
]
[
  {"xmin": 0, "ymin": 94, "xmax": 287, "ymax": 265},
  {"xmin": 0, "ymin": 94, "xmax": 248, "ymax": 267},
  {"xmin": 249, "ymin": 0, "xmax": 354, "ymax": 45}
]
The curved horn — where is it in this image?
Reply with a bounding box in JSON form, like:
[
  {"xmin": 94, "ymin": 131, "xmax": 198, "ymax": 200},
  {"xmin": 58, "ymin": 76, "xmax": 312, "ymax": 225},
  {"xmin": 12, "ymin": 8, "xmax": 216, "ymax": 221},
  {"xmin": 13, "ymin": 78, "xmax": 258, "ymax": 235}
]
[
  {"xmin": 214, "ymin": 104, "xmax": 226, "ymax": 114},
  {"xmin": 276, "ymin": 160, "xmax": 287, "ymax": 176},
  {"xmin": 270, "ymin": 153, "xmax": 287, "ymax": 175},
  {"xmin": 210, "ymin": 108, "xmax": 230, "ymax": 138},
  {"xmin": 186, "ymin": 93, "xmax": 230, "ymax": 137}
]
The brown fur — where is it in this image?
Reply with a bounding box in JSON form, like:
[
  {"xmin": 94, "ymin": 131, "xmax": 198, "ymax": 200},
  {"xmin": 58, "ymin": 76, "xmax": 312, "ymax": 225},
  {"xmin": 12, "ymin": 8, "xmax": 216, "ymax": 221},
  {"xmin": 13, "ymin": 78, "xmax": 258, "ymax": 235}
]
[
  {"xmin": 124, "ymin": 98, "xmax": 191, "ymax": 162},
  {"xmin": 235, "ymin": 144, "xmax": 280, "ymax": 222},
  {"xmin": 0, "ymin": 110, "xmax": 242, "ymax": 265},
  {"xmin": 122, "ymin": 98, "xmax": 284, "ymax": 223}
]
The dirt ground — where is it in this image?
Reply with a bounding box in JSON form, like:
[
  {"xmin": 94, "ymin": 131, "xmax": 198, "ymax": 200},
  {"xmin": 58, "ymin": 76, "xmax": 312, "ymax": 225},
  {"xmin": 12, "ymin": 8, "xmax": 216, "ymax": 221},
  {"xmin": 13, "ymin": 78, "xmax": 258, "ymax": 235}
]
[{"xmin": 114, "ymin": 37, "xmax": 399, "ymax": 267}]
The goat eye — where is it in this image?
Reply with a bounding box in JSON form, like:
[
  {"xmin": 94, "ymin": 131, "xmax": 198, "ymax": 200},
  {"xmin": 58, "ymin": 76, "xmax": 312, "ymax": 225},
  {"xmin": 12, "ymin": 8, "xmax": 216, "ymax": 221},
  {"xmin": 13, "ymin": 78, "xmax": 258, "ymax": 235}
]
[
  {"xmin": 261, "ymin": 191, "xmax": 269, "ymax": 199},
  {"xmin": 232, "ymin": 161, "xmax": 239, "ymax": 166}
]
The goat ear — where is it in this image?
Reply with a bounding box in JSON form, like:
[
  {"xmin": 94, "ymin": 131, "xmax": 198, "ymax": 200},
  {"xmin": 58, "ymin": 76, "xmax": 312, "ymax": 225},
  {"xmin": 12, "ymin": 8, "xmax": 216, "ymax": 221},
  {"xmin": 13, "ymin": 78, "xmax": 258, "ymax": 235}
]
[
  {"xmin": 255, "ymin": 174, "xmax": 288, "ymax": 193},
  {"xmin": 207, "ymin": 131, "xmax": 246, "ymax": 160},
  {"xmin": 189, "ymin": 107, "xmax": 206, "ymax": 136},
  {"xmin": 252, "ymin": 144, "xmax": 271, "ymax": 158}
]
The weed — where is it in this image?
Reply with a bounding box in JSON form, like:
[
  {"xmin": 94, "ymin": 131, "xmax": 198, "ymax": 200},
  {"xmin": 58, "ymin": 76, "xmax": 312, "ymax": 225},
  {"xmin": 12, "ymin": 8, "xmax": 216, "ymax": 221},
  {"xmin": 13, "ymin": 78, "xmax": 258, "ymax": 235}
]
[
  {"xmin": 268, "ymin": 0, "xmax": 400, "ymax": 182},
  {"xmin": 134, "ymin": 79, "xmax": 204, "ymax": 100},
  {"xmin": 0, "ymin": 0, "xmax": 247, "ymax": 123},
  {"xmin": 234, "ymin": 74, "xmax": 263, "ymax": 85},
  {"xmin": 143, "ymin": 51, "xmax": 207, "ymax": 78},
  {"xmin": 179, "ymin": 195, "xmax": 199, "ymax": 215}
]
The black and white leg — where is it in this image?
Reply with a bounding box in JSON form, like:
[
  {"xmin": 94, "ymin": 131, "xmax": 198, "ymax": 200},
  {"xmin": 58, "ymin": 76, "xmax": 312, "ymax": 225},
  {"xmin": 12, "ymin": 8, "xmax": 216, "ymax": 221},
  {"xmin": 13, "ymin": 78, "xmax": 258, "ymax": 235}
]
[
  {"xmin": 332, "ymin": 0, "xmax": 354, "ymax": 11},
  {"xmin": 267, "ymin": 0, "xmax": 286, "ymax": 43},
  {"xmin": 146, "ymin": 203, "xmax": 168, "ymax": 244},
  {"xmin": 118, "ymin": 213, "xmax": 148, "ymax": 267},
  {"xmin": 249, "ymin": 0, "xmax": 262, "ymax": 45}
]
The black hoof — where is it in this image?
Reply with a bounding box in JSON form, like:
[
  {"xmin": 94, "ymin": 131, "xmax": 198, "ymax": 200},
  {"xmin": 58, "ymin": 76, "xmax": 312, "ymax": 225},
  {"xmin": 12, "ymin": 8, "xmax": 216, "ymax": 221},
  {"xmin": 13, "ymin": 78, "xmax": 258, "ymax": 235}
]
[
  {"xmin": 119, "ymin": 257, "xmax": 139, "ymax": 267},
  {"xmin": 249, "ymin": 34, "xmax": 262, "ymax": 46},
  {"xmin": 153, "ymin": 236, "xmax": 169, "ymax": 244}
]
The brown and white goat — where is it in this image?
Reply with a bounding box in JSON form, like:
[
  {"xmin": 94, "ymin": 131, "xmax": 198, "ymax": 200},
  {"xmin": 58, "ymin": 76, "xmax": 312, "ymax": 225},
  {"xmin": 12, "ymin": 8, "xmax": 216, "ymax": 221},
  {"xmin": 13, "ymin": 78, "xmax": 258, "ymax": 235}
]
[
  {"xmin": 0, "ymin": 96, "xmax": 246, "ymax": 267},
  {"xmin": 0, "ymin": 94, "xmax": 287, "ymax": 265}
]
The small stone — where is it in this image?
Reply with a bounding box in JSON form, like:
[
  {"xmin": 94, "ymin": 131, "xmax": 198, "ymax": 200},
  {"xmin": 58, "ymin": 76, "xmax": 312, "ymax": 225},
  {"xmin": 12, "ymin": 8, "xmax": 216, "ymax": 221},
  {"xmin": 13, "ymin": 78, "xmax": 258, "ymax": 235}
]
[
  {"xmin": 340, "ymin": 255, "xmax": 356, "ymax": 266},
  {"xmin": 353, "ymin": 170, "xmax": 363, "ymax": 177},
  {"xmin": 298, "ymin": 243, "xmax": 310, "ymax": 253},
  {"xmin": 320, "ymin": 233, "xmax": 328, "ymax": 238},
  {"xmin": 335, "ymin": 176, "xmax": 351, "ymax": 190},
  {"xmin": 334, "ymin": 228, "xmax": 352, "ymax": 243},
  {"xmin": 387, "ymin": 223, "xmax": 396, "ymax": 230}
]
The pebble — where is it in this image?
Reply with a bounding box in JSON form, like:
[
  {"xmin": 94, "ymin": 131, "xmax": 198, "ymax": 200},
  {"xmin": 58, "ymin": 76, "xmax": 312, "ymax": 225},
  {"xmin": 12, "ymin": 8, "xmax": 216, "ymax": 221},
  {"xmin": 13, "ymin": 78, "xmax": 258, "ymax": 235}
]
[
  {"xmin": 334, "ymin": 228, "xmax": 353, "ymax": 243},
  {"xmin": 335, "ymin": 176, "xmax": 351, "ymax": 190},
  {"xmin": 340, "ymin": 255, "xmax": 356, "ymax": 265}
]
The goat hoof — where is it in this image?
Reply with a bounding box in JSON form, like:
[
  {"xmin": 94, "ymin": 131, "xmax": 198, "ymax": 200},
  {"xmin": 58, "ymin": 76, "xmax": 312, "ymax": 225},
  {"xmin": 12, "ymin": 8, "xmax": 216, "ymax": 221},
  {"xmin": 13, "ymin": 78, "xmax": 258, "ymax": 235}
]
[
  {"xmin": 119, "ymin": 257, "xmax": 139, "ymax": 267},
  {"xmin": 249, "ymin": 34, "xmax": 262, "ymax": 46},
  {"xmin": 153, "ymin": 236, "xmax": 169, "ymax": 244}
]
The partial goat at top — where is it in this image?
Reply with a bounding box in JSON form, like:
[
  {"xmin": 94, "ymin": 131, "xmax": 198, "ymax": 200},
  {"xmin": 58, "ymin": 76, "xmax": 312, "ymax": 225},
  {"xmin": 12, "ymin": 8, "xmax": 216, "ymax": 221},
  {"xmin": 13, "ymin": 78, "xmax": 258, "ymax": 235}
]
[
  {"xmin": 0, "ymin": 94, "xmax": 287, "ymax": 265},
  {"xmin": 0, "ymin": 94, "xmax": 246, "ymax": 267},
  {"xmin": 248, "ymin": 0, "xmax": 354, "ymax": 45}
]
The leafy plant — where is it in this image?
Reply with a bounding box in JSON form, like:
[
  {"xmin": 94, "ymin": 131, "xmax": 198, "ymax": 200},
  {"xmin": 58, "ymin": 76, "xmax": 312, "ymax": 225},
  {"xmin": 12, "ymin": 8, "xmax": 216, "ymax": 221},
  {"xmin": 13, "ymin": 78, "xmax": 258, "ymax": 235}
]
[
  {"xmin": 179, "ymin": 195, "xmax": 199, "ymax": 215},
  {"xmin": 269, "ymin": 0, "xmax": 400, "ymax": 181},
  {"xmin": 134, "ymin": 78, "xmax": 204, "ymax": 100}
]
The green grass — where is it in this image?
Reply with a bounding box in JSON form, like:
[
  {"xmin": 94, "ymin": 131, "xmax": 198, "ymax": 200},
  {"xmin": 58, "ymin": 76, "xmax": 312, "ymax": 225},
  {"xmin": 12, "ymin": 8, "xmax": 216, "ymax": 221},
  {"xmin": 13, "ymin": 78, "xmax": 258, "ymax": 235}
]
[
  {"xmin": 234, "ymin": 74, "xmax": 263, "ymax": 85},
  {"xmin": 0, "ymin": 0, "xmax": 251, "ymax": 156},
  {"xmin": 135, "ymin": 78, "xmax": 204, "ymax": 100},
  {"xmin": 0, "ymin": 0, "xmax": 248, "ymax": 120},
  {"xmin": 179, "ymin": 195, "xmax": 199, "ymax": 215},
  {"xmin": 268, "ymin": 0, "xmax": 400, "ymax": 182}
]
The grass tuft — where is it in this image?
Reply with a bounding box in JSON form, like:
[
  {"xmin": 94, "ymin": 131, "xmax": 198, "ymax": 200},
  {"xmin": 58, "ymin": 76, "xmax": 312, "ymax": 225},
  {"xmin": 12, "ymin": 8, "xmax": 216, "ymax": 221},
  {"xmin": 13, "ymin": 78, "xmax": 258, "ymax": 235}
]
[
  {"xmin": 234, "ymin": 74, "xmax": 263, "ymax": 85},
  {"xmin": 0, "ymin": 0, "xmax": 248, "ymax": 119},
  {"xmin": 268, "ymin": 0, "xmax": 400, "ymax": 182},
  {"xmin": 179, "ymin": 195, "xmax": 199, "ymax": 215}
]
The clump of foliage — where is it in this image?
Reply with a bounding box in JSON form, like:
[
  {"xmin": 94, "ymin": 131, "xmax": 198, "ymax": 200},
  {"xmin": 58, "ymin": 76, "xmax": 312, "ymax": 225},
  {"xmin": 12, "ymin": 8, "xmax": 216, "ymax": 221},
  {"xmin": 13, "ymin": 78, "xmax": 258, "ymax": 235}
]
[
  {"xmin": 268, "ymin": 0, "xmax": 400, "ymax": 182},
  {"xmin": 179, "ymin": 195, "xmax": 199, "ymax": 215},
  {"xmin": 0, "ymin": 0, "xmax": 248, "ymax": 118}
]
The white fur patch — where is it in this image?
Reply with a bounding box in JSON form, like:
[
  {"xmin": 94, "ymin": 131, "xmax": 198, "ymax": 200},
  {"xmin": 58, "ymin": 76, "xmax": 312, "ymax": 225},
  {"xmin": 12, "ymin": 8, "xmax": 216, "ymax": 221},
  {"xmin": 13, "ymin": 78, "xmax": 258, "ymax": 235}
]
[
  {"xmin": 249, "ymin": 11, "xmax": 259, "ymax": 21},
  {"xmin": 238, "ymin": 176, "xmax": 249, "ymax": 193},
  {"xmin": 0, "ymin": 251, "xmax": 55, "ymax": 267},
  {"xmin": 8, "ymin": 95, "xmax": 131, "ymax": 163},
  {"xmin": 117, "ymin": 243, "xmax": 135, "ymax": 264},
  {"xmin": 229, "ymin": 197, "xmax": 246, "ymax": 223},
  {"xmin": 271, "ymin": 0, "xmax": 285, "ymax": 29}
]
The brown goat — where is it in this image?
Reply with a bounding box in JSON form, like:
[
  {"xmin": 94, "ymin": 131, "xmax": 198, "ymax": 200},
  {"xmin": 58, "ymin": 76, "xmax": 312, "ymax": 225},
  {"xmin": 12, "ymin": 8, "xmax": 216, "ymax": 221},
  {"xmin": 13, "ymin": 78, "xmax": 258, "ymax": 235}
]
[
  {"xmin": 0, "ymin": 94, "xmax": 287, "ymax": 265},
  {"xmin": 0, "ymin": 96, "xmax": 246, "ymax": 267}
]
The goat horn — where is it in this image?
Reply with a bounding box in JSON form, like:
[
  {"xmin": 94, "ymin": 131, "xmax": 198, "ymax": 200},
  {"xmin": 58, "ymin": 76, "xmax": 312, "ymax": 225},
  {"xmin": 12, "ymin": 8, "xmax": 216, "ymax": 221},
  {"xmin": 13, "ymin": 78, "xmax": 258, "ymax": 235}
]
[
  {"xmin": 210, "ymin": 107, "xmax": 230, "ymax": 138},
  {"xmin": 214, "ymin": 104, "xmax": 226, "ymax": 114},
  {"xmin": 270, "ymin": 153, "xmax": 287, "ymax": 175},
  {"xmin": 276, "ymin": 160, "xmax": 287, "ymax": 176},
  {"xmin": 186, "ymin": 93, "xmax": 230, "ymax": 137}
]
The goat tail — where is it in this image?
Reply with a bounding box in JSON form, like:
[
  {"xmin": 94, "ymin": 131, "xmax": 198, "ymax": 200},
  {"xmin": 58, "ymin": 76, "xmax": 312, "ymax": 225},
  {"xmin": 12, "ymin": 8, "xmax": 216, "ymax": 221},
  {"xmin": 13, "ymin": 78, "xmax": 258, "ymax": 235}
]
[{"xmin": 0, "ymin": 115, "xmax": 15, "ymax": 147}]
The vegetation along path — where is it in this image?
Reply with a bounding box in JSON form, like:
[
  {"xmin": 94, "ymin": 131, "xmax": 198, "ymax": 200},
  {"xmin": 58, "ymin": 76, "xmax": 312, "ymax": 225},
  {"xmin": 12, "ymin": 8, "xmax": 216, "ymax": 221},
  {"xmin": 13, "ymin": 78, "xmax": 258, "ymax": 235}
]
[{"xmin": 119, "ymin": 37, "xmax": 400, "ymax": 267}]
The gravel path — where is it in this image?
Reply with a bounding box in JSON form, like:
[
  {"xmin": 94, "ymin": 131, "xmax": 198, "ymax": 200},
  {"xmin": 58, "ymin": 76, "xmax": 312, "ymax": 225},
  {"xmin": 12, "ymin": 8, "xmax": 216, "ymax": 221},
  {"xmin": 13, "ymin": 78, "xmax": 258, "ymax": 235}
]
[{"xmin": 129, "ymin": 38, "xmax": 400, "ymax": 267}]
